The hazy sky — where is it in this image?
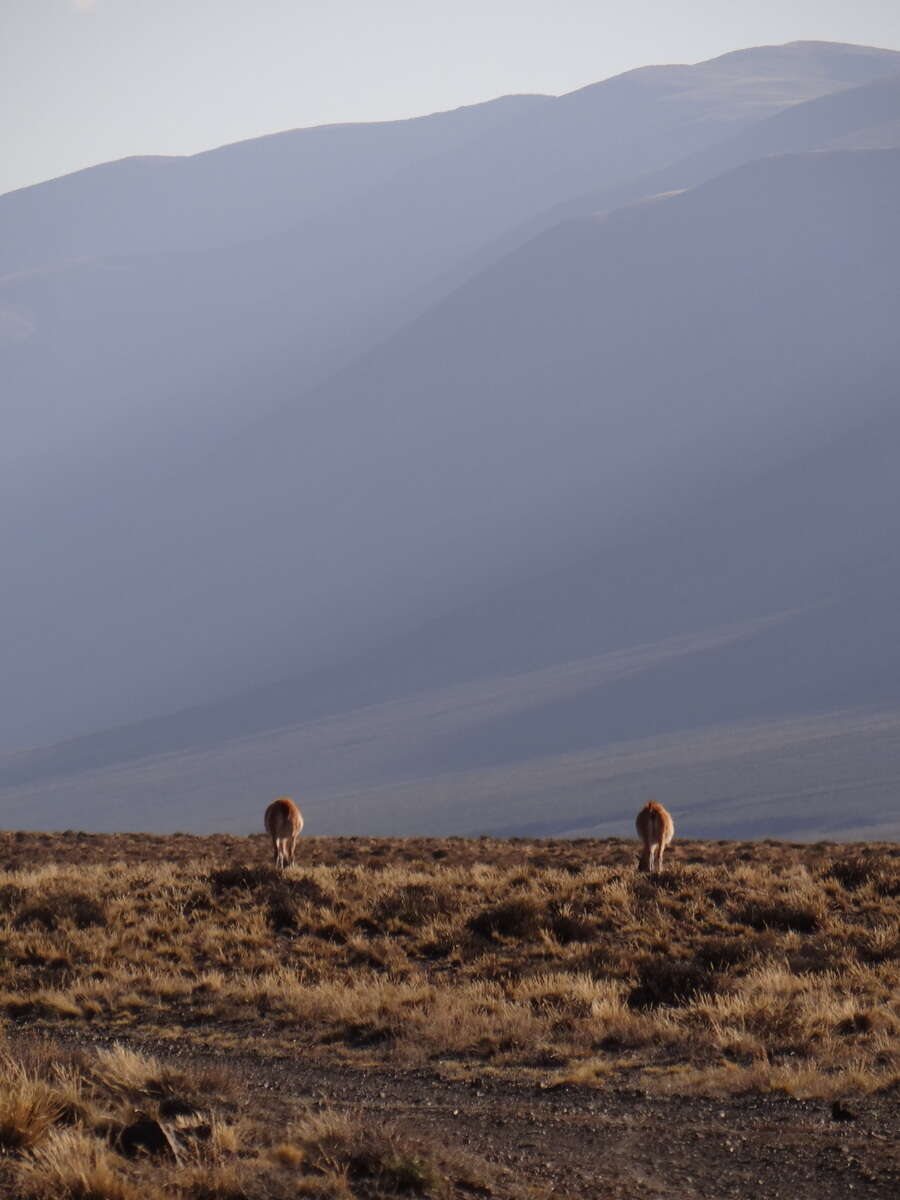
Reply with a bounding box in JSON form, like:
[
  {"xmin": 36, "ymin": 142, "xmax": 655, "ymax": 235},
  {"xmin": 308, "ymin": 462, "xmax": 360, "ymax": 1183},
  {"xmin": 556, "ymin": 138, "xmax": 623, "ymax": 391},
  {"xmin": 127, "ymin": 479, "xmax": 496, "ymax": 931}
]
[{"xmin": 5, "ymin": 0, "xmax": 900, "ymax": 196}]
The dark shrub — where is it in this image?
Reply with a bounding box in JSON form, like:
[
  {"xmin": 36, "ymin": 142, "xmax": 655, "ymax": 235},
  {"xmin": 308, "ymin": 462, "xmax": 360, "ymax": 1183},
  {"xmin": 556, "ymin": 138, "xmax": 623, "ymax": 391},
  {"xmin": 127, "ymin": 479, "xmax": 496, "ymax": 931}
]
[
  {"xmin": 653, "ymin": 871, "xmax": 686, "ymax": 893},
  {"xmin": 694, "ymin": 937, "xmax": 754, "ymax": 970},
  {"xmin": 825, "ymin": 857, "xmax": 872, "ymax": 891},
  {"xmin": 208, "ymin": 866, "xmax": 279, "ymax": 894},
  {"xmin": 313, "ymin": 922, "xmax": 347, "ymax": 945},
  {"xmin": 326, "ymin": 1022, "xmax": 394, "ymax": 1049},
  {"xmin": 785, "ymin": 936, "xmax": 845, "ymax": 975},
  {"xmin": 286, "ymin": 875, "xmax": 330, "ymax": 906},
  {"xmin": 850, "ymin": 931, "xmax": 900, "ymax": 965},
  {"xmin": 836, "ymin": 1011, "xmax": 875, "ymax": 1036},
  {"xmin": 266, "ymin": 888, "xmax": 300, "ymax": 933},
  {"xmin": 467, "ymin": 898, "xmax": 543, "ymax": 941},
  {"xmin": 372, "ymin": 883, "xmax": 455, "ymax": 929},
  {"xmin": 0, "ymin": 883, "xmax": 24, "ymax": 913},
  {"xmin": 546, "ymin": 904, "xmax": 595, "ymax": 945},
  {"xmin": 347, "ymin": 1145, "xmax": 441, "ymax": 1195},
  {"xmin": 305, "ymin": 1125, "xmax": 441, "ymax": 1195},
  {"xmin": 354, "ymin": 916, "xmax": 381, "ymax": 936},
  {"xmin": 181, "ymin": 888, "xmax": 214, "ymax": 916},
  {"xmin": 576, "ymin": 942, "xmax": 627, "ymax": 977},
  {"xmin": 627, "ymin": 956, "xmax": 717, "ymax": 1009},
  {"xmin": 417, "ymin": 935, "xmax": 454, "ymax": 959},
  {"xmin": 825, "ymin": 855, "xmax": 899, "ymax": 897},
  {"xmin": 15, "ymin": 890, "xmax": 106, "ymax": 931},
  {"xmin": 266, "ymin": 876, "xmax": 332, "ymax": 932},
  {"xmin": 737, "ymin": 902, "xmax": 820, "ymax": 934}
]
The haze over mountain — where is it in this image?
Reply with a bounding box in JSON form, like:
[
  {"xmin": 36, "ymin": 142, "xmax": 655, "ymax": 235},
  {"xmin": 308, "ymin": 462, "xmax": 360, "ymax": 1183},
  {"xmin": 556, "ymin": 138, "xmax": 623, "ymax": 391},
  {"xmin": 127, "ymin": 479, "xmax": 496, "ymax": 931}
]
[
  {"xmin": 3, "ymin": 41, "xmax": 900, "ymax": 838},
  {"xmin": 0, "ymin": 94, "xmax": 555, "ymax": 275},
  {"xmin": 462, "ymin": 69, "xmax": 900, "ymax": 281},
  {"xmin": 5, "ymin": 41, "xmax": 898, "ymax": 488}
]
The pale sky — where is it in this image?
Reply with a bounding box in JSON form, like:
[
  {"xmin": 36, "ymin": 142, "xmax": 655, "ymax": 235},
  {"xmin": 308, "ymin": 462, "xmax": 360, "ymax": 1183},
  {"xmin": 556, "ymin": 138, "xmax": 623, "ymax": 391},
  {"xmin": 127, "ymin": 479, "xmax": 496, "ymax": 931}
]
[{"xmin": 4, "ymin": 0, "xmax": 900, "ymax": 197}]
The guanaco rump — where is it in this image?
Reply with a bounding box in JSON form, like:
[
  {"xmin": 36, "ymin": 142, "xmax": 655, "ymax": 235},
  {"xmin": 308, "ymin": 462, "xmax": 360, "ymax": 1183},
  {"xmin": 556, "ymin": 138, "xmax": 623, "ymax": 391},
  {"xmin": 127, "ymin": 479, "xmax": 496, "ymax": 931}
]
[
  {"xmin": 636, "ymin": 801, "xmax": 674, "ymax": 874},
  {"xmin": 264, "ymin": 797, "xmax": 304, "ymax": 869}
]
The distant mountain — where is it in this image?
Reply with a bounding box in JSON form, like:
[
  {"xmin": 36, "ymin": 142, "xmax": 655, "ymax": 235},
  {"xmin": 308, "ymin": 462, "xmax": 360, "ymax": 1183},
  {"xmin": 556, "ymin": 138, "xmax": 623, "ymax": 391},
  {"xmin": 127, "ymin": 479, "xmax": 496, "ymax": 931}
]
[
  {"xmin": 455, "ymin": 69, "xmax": 900, "ymax": 285},
  {"xmin": 3, "ymin": 142, "xmax": 900, "ymax": 839},
  {"xmin": 4, "ymin": 42, "xmax": 899, "ymax": 496},
  {"xmin": 6, "ymin": 40, "xmax": 894, "ymax": 273},
  {"xmin": 0, "ymin": 93, "xmax": 553, "ymax": 487},
  {"xmin": 0, "ymin": 94, "xmax": 552, "ymax": 275}
]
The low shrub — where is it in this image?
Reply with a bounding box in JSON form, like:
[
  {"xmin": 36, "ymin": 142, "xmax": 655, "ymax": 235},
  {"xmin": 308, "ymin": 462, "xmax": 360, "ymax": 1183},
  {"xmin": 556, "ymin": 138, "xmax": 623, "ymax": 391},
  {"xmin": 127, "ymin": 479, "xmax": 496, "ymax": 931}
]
[
  {"xmin": 14, "ymin": 891, "xmax": 106, "ymax": 932},
  {"xmin": 467, "ymin": 899, "xmax": 543, "ymax": 941},
  {"xmin": 207, "ymin": 866, "xmax": 278, "ymax": 894},
  {"xmin": 736, "ymin": 902, "xmax": 820, "ymax": 934},
  {"xmin": 546, "ymin": 904, "xmax": 595, "ymax": 945},
  {"xmin": 825, "ymin": 855, "xmax": 899, "ymax": 897},
  {"xmin": 693, "ymin": 933, "xmax": 779, "ymax": 970},
  {"xmin": 627, "ymin": 956, "xmax": 718, "ymax": 1009},
  {"xmin": 0, "ymin": 884, "xmax": 24, "ymax": 913},
  {"xmin": 372, "ymin": 884, "xmax": 455, "ymax": 929}
]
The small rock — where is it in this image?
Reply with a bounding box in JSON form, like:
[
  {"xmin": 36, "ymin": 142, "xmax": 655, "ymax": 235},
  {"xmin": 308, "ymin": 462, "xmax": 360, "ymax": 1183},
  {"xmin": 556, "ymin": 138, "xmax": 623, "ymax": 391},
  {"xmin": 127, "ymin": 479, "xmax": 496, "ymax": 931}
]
[{"xmin": 831, "ymin": 1100, "xmax": 857, "ymax": 1123}]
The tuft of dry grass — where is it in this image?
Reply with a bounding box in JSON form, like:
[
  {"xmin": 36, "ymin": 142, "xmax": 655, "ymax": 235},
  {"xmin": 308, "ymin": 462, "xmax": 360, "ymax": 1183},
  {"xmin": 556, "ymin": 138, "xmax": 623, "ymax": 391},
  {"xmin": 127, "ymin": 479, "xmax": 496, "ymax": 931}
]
[
  {"xmin": 18, "ymin": 1128, "xmax": 148, "ymax": 1200},
  {"xmin": 0, "ymin": 1071, "xmax": 63, "ymax": 1153}
]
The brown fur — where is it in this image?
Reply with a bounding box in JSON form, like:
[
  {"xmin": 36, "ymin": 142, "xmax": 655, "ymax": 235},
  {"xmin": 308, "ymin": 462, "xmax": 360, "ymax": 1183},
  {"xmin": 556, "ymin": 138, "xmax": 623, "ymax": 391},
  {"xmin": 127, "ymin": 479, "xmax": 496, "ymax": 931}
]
[
  {"xmin": 264, "ymin": 797, "xmax": 304, "ymax": 869},
  {"xmin": 636, "ymin": 801, "xmax": 674, "ymax": 874}
]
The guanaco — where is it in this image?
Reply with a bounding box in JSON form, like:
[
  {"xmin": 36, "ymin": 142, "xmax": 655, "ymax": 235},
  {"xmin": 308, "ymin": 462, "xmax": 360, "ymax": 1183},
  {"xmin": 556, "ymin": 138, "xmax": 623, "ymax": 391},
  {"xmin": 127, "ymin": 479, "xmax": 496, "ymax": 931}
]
[
  {"xmin": 635, "ymin": 801, "xmax": 674, "ymax": 874},
  {"xmin": 264, "ymin": 797, "xmax": 304, "ymax": 869}
]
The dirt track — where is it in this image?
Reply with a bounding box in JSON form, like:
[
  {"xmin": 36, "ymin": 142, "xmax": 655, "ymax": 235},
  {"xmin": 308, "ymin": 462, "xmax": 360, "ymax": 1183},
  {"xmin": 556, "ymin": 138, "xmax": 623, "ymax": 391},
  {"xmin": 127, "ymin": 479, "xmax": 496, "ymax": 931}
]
[{"xmin": 34, "ymin": 1029, "xmax": 900, "ymax": 1200}]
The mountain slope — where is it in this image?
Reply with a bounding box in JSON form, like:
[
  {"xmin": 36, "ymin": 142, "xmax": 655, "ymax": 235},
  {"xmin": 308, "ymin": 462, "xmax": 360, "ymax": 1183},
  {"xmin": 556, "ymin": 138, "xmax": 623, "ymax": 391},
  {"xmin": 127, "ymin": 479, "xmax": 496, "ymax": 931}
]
[
  {"xmin": 3, "ymin": 146, "xmax": 900, "ymax": 839},
  {"xmin": 0, "ymin": 93, "xmax": 551, "ymax": 275},
  {"xmin": 4, "ymin": 43, "xmax": 898, "ymax": 493},
  {"xmin": 453, "ymin": 69, "xmax": 900, "ymax": 288},
  {"xmin": 6, "ymin": 40, "xmax": 893, "ymax": 272}
]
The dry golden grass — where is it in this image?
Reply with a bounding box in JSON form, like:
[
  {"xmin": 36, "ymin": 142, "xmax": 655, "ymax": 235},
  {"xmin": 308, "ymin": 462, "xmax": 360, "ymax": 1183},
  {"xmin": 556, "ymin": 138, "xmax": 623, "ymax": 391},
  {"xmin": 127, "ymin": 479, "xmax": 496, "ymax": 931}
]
[
  {"xmin": 0, "ymin": 1067, "xmax": 63, "ymax": 1153},
  {"xmin": 0, "ymin": 1036, "xmax": 495, "ymax": 1199},
  {"xmin": 0, "ymin": 834, "xmax": 897, "ymax": 1099}
]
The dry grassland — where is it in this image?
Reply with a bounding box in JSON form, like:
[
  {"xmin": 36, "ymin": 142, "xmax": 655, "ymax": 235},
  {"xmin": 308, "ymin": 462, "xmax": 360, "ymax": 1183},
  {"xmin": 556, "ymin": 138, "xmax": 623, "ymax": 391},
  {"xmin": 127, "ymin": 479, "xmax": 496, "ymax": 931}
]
[
  {"xmin": 0, "ymin": 1036, "xmax": 505, "ymax": 1199},
  {"xmin": 0, "ymin": 833, "xmax": 897, "ymax": 1100}
]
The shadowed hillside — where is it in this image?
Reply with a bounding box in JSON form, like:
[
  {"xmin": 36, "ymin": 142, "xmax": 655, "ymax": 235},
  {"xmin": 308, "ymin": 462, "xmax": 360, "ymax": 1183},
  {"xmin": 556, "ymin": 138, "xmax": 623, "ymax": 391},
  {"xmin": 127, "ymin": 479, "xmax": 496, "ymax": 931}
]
[
  {"xmin": 8, "ymin": 42, "xmax": 895, "ymax": 503},
  {"xmin": 454, "ymin": 68, "xmax": 900, "ymax": 283},
  {"xmin": 3, "ymin": 146, "xmax": 900, "ymax": 836},
  {"xmin": 0, "ymin": 93, "xmax": 552, "ymax": 275},
  {"xmin": 3, "ymin": 45, "xmax": 900, "ymax": 847}
]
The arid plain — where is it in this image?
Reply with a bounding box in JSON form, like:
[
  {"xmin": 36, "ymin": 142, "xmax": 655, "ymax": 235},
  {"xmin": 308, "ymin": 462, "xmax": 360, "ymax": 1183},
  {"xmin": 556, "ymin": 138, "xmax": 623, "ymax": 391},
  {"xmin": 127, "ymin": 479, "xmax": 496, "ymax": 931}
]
[{"xmin": 0, "ymin": 831, "xmax": 897, "ymax": 1198}]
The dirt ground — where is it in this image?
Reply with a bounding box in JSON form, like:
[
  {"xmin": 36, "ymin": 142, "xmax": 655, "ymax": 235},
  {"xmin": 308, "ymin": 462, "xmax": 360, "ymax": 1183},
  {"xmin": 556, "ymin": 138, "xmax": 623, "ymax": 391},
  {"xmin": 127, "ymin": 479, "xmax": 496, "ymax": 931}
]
[{"xmin": 17, "ymin": 1027, "xmax": 895, "ymax": 1200}]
